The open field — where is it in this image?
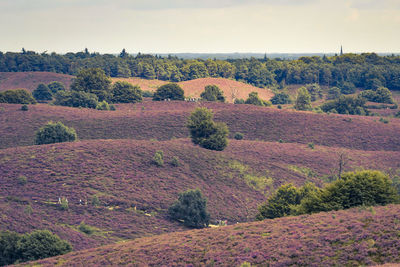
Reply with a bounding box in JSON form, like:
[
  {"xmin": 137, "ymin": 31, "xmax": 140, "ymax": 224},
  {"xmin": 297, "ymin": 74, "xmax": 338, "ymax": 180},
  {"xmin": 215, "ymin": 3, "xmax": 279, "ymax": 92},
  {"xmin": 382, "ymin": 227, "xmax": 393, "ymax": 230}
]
[
  {"xmin": 1, "ymin": 101, "xmax": 400, "ymax": 151},
  {"xmin": 22, "ymin": 204, "xmax": 400, "ymax": 266},
  {"xmin": 1, "ymin": 138, "xmax": 399, "ymax": 251},
  {"xmin": 0, "ymin": 72, "xmax": 74, "ymax": 92}
]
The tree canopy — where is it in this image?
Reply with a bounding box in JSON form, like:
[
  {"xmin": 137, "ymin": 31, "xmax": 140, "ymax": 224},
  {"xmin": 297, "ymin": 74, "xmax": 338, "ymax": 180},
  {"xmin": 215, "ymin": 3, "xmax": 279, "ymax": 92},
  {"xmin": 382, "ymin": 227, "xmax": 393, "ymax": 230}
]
[{"xmin": 153, "ymin": 83, "xmax": 184, "ymax": 101}]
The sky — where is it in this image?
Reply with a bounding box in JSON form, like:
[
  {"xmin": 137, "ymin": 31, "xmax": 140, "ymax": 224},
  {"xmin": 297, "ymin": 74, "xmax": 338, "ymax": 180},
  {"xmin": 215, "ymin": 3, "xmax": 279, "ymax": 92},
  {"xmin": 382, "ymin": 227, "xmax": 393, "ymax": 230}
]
[{"xmin": 0, "ymin": 0, "xmax": 399, "ymax": 54}]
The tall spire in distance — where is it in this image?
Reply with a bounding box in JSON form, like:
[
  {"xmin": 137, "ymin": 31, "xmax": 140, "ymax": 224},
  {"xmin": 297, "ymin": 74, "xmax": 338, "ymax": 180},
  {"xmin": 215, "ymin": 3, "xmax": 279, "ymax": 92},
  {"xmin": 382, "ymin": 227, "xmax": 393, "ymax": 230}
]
[{"xmin": 340, "ymin": 45, "xmax": 343, "ymax": 56}]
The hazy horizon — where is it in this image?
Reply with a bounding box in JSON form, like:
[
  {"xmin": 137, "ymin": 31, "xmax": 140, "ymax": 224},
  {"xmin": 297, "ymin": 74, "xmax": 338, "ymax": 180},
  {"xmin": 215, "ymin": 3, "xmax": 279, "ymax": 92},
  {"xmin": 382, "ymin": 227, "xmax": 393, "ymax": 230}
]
[{"xmin": 1, "ymin": 0, "xmax": 399, "ymax": 54}]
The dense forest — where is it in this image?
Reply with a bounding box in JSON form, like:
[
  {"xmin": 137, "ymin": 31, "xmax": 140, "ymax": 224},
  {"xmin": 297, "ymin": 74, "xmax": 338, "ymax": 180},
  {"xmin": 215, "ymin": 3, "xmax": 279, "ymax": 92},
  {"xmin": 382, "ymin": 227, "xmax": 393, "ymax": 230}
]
[{"xmin": 1, "ymin": 49, "xmax": 399, "ymax": 90}]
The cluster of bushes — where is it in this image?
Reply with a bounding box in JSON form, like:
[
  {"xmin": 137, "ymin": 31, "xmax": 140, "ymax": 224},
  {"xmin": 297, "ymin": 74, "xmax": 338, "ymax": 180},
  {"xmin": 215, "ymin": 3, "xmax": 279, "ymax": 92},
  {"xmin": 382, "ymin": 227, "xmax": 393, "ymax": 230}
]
[
  {"xmin": 235, "ymin": 92, "xmax": 271, "ymax": 106},
  {"xmin": 359, "ymin": 87, "xmax": 394, "ymax": 104},
  {"xmin": 32, "ymin": 81, "xmax": 66, "ymax": 102},
  {"xmin": 320, "ymin": 95, "xmax": 369, "ymax": 115},
  {"xmin": 0, "ymin": 230, "xmax": 72, "ymax": 266},
  {"xmin": 257, "ymin": 170, "xmax": 399, "ymax": 220},
  {"xmin": 0, "ymin": 89, "xmax": 36, "ymax": 104},
  {"xmin": 187, "ymin": 107, "xmax": 229, "ymax": 151}
]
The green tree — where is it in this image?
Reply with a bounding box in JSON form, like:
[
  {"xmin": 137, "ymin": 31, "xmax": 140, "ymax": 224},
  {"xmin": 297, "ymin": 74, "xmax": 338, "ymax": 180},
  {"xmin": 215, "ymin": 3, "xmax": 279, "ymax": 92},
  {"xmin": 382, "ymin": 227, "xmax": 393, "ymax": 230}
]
[
  {"xmin": 187, "ymin": 107, "xmax": 229, "ymax": 151},
  {"xmin": 321, "ymin": 95, "xmax": 368, "ymax": 115},
  {"xmin": 153, "ymin": 83, "xmax": 184, "ymax": 101},
  {"xmin": 374, "ymin": 87, "xmax": 394, "ymax": 104},
  {"xmin": 47, "ymin": 81, "xmax": 66, "ymax": 94},
  {"xmin": 326, "ymin": 86, "xmax": 341, "ymax": 100},
  {"xmin": 245, "ymin": 92, "xmax": 269, "ymax": 106},
  {"xmin": 71, "ymin": 68, "xmax": 112, "ymax": 101},
  {"xmin": 256, "ymin": 184, "xmax": 301, "ymax": 220},
  {"xmin": 0, "ymin": 89, "xmax": 36, "ymax": 104},
  {"xmin": 294, "ymin": 87, "xmax": 312, "ymax": 110},
  {"xmin": 168, "ymin": 189, "xmax": 210, "ymax": 228},
  {"xmin": 53, "ymin": 91, "xmax": 98, "ymax": 109},
  {"xmin": 33, "ymin": 83, "xmax": 52, "ymax": 101},
  {"xmin": 111, "ymin": 81, "xmax": 142, "ymax": 103},
  {"xmin": 270, "ymin": 92, "xmax": 291, "ymax": 105},
  {"xmin": 200, "ymin": 85, "xmax": 225, "ymax": 102},
  {"xmin": 17, "ymin": 230, "xmax": 72, "ymax": 262},
  {"xmin": 306, "ymin": 83, "xmax": 323, "ymax": 101},
  {"xmin": 35, "ymin": 121, "xmax": 77, "ymax": 145},
  {"xmin": 338, "ymin": 81, "xmax": 356, "ymax": 95}
]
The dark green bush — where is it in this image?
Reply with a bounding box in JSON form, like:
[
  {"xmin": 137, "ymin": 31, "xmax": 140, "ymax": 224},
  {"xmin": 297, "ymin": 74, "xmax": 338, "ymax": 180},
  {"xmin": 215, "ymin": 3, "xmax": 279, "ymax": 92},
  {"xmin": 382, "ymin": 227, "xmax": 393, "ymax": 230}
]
[
  {"xmin": 245, "ymin": 92, "xmax": 269, "ymax": 106},
  {"xmin": 0, "ymin": 230, "xmax": 72, "ymax": 265},
  {"xmin": 326, "ymin": 86, "xmax": 341, "ymax": 100},
  {"xmin": 111, "ymin": 81, "xmax": 142, "ymax": 103},
  {"xmin": 78, "ymin": 222, "xmax": 95, "ymax": 235},
  {"xmin": 171, "ymin": 156, "xmax": 180, "ymax": 167},
  {"xmin": 71, "ymin": 68, "xmax": 112, "ymax": 101},
  {"xmin": 187, "ymin": 107, "xmax": 229, "ymax": 151},
  {"xmin": 200, "ymin": 85, "xmax": 225, "ymax": 102},
  {"xmin": 35, "ymin": 121, "xmax": 77, "ymax": 145},
  {"xmin": 234, "ymin": 98, "xmax": 245, "ymax": 104},
  {"xmin": 33, "ymin": 83, "xmax": 52, "ymax": 101},
  {"xmin": 270, "ymin": 92, "xmax": 291, "ymax": 105},
  {"xmin": 359, "ymin": 87, "xmax": 394, "ymax": 104},
  {"xmin": 168, "ymin": 189, "xmax": 210, "ymax": 228},
  {"xmin": 234, "ymin": 132, "xmax": 244, "ymax": 140},
  {"xmin": 153, "ymin": 83, "xmax": 184, "ymax": 101},
  {"xmin": 142, "ymin": 90, "xmax": 154, "ymax": 98},
  {"xmin": 21, "ymin": 104, "xmax": 28, "ymax": 111},
  {"xmin": 294, "ymin": 87, "xmax": 312, "ymax": 111},
  {"xmin": 47, "ymin": 81, "xmax": 66, "ymax": 94},
  {"xmin": 0, "ymin": 89, "xmax": 36, "ymax": 104},
  {"xmin": 306, "ymin": 83, "xmax": 323, "ymax": 101},
  {"xmin": 53, "ymin": 90, "xmax": 98, "ymax": 109},
  {"xmin": 96, "ymin": 100, "xmax": 111, "ymax": 110},
  {"xmin": 152, "ymin": 150, "xmax": 164, "ymax": 167},
  {"xmin": 338, "ymin": 81, "xmax": 356, "ymax": 95},
  {"xmin": 321, "ymin": 95, "xmax": 369, "ymax": 115}
]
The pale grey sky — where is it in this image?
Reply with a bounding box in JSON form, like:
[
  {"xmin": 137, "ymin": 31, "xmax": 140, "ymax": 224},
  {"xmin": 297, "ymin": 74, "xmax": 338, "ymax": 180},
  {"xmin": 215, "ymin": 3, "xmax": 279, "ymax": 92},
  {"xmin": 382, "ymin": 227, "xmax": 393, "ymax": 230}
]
[{"xmin": 0, "ymin": 0, "xmax": 399, "ymax": 53}]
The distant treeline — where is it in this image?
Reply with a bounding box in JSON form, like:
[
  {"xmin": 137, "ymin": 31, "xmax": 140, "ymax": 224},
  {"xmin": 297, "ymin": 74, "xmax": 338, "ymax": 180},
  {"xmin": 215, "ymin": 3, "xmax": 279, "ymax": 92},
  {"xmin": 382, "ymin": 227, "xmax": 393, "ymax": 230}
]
[{"xmin": 1, "ymin": 49, "xmax": 400, "ymax": 90}]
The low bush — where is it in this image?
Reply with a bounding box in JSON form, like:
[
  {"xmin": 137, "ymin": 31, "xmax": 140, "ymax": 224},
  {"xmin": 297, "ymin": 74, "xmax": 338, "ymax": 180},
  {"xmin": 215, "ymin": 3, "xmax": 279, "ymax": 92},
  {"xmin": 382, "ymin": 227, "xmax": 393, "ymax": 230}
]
[
  {"xmin": 200, "ymin": 85, "xmax": 225, "ymax": 102},
  {"xmin": 78, "ymin": 222, "xmax": 95, "ymax": 235},
  {"xmin": 0, "ymin": 89, "xmax": 36, "ymax": 104},
  {"xmin": 153, "ymin": 150, "xmax": 164, "ymax": 167},
  {"xmin": 153, "ymin": 83, "xmax": 184, "ymax": 101},
  {"xmin": 171, "ymin": 156, "xmax": 180, "ymax": 167},
  {"xmin": 234, "ymin": 132, "xmax": 244, "ymax": 140},
  {"xmin": 53, "ymin": 90, "xmax": 98, "ymax": 109},
  {"xmin": 33, "ymin": 83, "xmax": 52, "ymax": 101},
  {"xmin": 270, "ymin": 92, "xmax": 291, "ymax": 105},
  {"xmin": 35, "ymin": 121, "xmax": 77, "ymax": 145},
  {"xmin": 21, "ymin": 104, "xmax": 28, "ymax": 111},
  {"xmin": 96, "ymin": 100, "xmax": 111, "ymax": 110}
]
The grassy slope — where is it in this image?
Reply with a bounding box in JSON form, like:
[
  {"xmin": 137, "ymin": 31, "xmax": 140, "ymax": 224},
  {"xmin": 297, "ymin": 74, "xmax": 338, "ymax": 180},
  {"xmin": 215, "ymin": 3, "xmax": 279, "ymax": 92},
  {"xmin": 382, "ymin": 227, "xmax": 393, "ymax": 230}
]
[
  {"xmin": 112, "ymin": 77, "xmax": 274, "ymax": 103},
  {"xmin": 23, "ymin": 204, "xmax": 400, "ymax": 266},
  {"xmin": 0, "ymin": 72, "xmax": 74, "ymax": 92},
  {"xmin": 1, "ymin": 139, "xmax": 400, "ymax": 251},
  {"xmin": 1, "ymin": 101, "xmax": 400, "ymax": 151}
]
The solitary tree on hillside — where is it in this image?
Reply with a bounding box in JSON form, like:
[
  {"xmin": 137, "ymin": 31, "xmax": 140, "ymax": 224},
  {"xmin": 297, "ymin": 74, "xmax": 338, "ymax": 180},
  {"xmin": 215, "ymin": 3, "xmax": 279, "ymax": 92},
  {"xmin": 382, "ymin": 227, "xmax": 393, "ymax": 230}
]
[
  {"xmin": 187, "ymin": 107, "xmax": 229, "ymax": 151},
  {"xmin": 111, "ymin": 81, "xmax": 142, "ymax": 103},
  {"xmin": 200, "ymin": 85, "xmax": 225, "ymax": 102},
  {"xmin": 71, "ymin": 68, "xmax": 112, "ymax": 101},
  {"xmin": 153, "ymin": 83, "xmax": 184, "ymax": 101},
  {"xmin": 294, "ymin": 87, "xmax": 312, "ymax": 111},
  {"xmin": 168, "ymin": 189, "xmax": 210, "ymax": 228}
]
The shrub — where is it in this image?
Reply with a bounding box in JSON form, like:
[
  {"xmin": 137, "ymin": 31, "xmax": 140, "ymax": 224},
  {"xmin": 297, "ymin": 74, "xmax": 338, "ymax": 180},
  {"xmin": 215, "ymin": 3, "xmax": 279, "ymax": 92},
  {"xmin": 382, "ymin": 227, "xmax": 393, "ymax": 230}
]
[
  {"xmin": 234, "ymin": 132, "xmax": 244, "ymax": 140},
  {"xmin": 78, "ymin": 222, "xmax": 95, "ymax": 235},
  {"xmin": 47, "ymin": 81, "xmax": 66, "ymax": 94},
  {"xmin": 278, "ymin": 139, "xmax": 284, "ymax": 143},
  {"xmin": 21, "ymin": 104, "xmax": 28, "ymax": 111},
  {"xmin": 153, "ymin": 83, "xmax": 184, "ymax": 101},
  {"xmin": 111, "ymin": 81, "xmax": 142, "ymax": 103},
  {"xmin": 18, "ymin": 175, "xmax": 27, "ymax": 185},
  {"xmin": 59, "ymin": 197, "xmax": 69, "ymax": 210},
  {"xmin": 270, "ymin": 92, "xmax": 291, "ymax": 105},
  {"xmin": 16, "ymin": 230, "xmax": 72, "ymax": 262},
  {"xmin": 71, "ymin": 68, "xmax": 112, "ymax": 101},
  {"xmin": 152, "ymin": 150, "xmax": 164, "ymax": 167},
  {"xmin": 142, "ymin": 90, "xmax": 154, "ymax": 98},
  {"xmin": 187, "ymin": 107, "xmax": 229, "ymax": 151},
  {"xmin": 395, "ymin": 111, "xmax": 400, "ymax": 118},
  {"xmin": 0, "ymin": 89, "xmax": 36, "ymax": 104},
  {"xmin": 294, "ymin": 87, "xmax": 312, "ymax": 111},
  {"xmin": 110, "ymin": 104, "xmax": 116, "ymax": 111},
  {"xmin": 308, "ymin": 142, "xmax": 315, "ymax": 149},
  {"xmin": 200, "ymin": 85, "xmax": 225, "ymax": 102},
  {"xmin": 379, "ymin": 117, "xmax": 389, "ymax": 124},
  {"xmin": 0, "ymin": 231, "xmax": 20, "ymax": 266},
  {"xmin": 35, "ymin": 121, "xmax": 77, "ymax": 145},
  {"xmin": 96, "ymin": 100, "xmax": 111, "ymax": 110},
  {"xmin": 234, "ymin": 98, "xmax": 245, "ymax": 104},
  {"xmin": 53, "ymin": 90, "xmax": 98, "ymax": 109},
  {"xmin": 171, "ymin": 156, "xmax": 180, "ymax": 167},
  {"xmin": 168, "ymin": 189, "xmax": 210, "ymax": 228},
  {"xmin": 245, "ymin": 92, "xmax": 266, "ymax": 106},
  {"xmin": 33, "ymin": 83, "xmax": 52, "ymax": 101},
  {"xmin": 91, "ymin": 195, "xmax": 100, "ymax": 206}
]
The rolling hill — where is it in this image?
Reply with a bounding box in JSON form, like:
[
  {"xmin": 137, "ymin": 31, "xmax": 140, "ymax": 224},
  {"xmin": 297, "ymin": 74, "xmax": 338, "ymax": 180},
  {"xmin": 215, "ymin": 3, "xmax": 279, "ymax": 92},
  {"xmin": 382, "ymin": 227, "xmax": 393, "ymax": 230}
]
[
  {"xmin": 21, "ymin": 204, "xmax": 400, "ymax": 266},
  {"xmin": 1, "ymin": 138, "xmax": 399, "ymax": 251},
  {"xmin": 0, "ymin": 72, "xmax": 74, "ymax": 92},
  {"xmin": 112, "ymin": 77, "xmax": 273, "ymax": 103},
  {"xmin": 1, "ymin": 101, "xmax": 400, "ymax": 151}
]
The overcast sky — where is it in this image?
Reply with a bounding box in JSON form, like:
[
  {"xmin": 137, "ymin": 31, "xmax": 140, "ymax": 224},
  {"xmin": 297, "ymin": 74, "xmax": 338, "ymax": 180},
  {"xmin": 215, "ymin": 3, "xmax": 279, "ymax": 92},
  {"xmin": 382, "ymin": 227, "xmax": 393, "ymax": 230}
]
[{"xmin": 0, "ymin": 0, "xmax": 399, "ymax": 54}]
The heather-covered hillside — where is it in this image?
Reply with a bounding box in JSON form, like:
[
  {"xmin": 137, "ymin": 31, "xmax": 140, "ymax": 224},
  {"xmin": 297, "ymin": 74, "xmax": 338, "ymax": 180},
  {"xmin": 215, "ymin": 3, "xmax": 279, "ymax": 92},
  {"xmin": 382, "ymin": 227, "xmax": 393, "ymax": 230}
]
[
  {"xmin": 23, "ymin": 204, "xmax": 400, "ymax": 266},
  {"xmin": 1, "ymin": 139, "xmax": 399, "ymax": 251},
  {"xmin": 1, "ymin": 101, "xmax": 400, "ymax": 150}
]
